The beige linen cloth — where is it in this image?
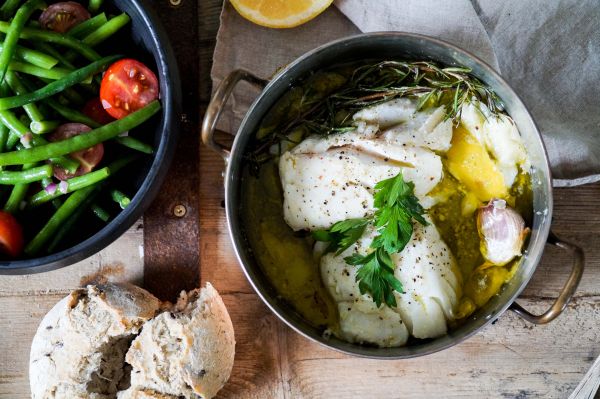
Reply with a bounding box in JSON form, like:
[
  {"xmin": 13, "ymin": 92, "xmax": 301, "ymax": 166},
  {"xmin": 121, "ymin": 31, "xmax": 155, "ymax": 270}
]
[{"xmin": 211, "ymin": 0, "xmax": 600, "ymax": 187}]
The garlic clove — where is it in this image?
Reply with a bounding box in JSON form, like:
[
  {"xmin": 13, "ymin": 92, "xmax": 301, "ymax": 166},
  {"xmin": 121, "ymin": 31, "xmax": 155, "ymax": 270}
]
[{"xmin": 477, "ymin": 199, "xmax": 529, "ymax": 266}]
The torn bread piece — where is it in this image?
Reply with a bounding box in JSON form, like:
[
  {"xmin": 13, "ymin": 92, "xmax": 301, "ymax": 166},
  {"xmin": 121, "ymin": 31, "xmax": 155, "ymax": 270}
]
[
  {"xmin": 122, "ymin": 283, "xmax": 235, "ymax": 399},
  {"xmin": 29, "ymin": 283, "xmax": 161, "ymax": 399}
]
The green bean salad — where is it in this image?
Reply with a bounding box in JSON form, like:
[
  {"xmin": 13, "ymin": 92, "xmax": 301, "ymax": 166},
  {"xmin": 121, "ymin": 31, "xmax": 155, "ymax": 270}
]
[{"xmin": 0, "ymin": 0, "xmax": 162, "ymax": 259}]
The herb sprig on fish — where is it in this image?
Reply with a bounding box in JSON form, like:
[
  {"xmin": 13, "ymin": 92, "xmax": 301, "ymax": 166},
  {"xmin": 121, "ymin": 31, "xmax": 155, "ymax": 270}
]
[
  {"xmin": 249, "ymin": 60, "xmax": 504, "ymax": 168},
  {"xmin": 313, "ymin": 172, "xmax": 428, "ymax": 308}
]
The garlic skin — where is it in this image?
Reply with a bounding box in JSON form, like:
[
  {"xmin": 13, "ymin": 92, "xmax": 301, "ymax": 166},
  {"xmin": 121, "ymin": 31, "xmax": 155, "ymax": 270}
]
[{"xmin": 477, "ymin": 199, "xmax": 529, "ymax": 266}]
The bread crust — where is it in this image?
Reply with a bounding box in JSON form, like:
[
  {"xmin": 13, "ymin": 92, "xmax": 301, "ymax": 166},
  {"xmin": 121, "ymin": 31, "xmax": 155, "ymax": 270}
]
[
  {"xmin": 29, "ymin": 283, "xmax": 161, "ymax": 399},
  {"xmin": 125, "ymin": 283, "xmax": 235, "ymax": 399}
]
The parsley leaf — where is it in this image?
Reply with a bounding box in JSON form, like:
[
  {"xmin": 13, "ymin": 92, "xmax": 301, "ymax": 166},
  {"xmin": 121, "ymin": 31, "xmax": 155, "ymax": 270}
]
[
  {"xmin": 345, "ymin": 247, "xmax": 403, "ymax": 307},
  {"xmin": 313, "ymin": 172, "xmax": 428, "ymax": 308},
  {"xmin": 312, "ymin": 218, "xmax": 369, "ymax": 255},
  {"xmin": 372, "ymin": 173, "xmax": 428, "ymax": 254}
]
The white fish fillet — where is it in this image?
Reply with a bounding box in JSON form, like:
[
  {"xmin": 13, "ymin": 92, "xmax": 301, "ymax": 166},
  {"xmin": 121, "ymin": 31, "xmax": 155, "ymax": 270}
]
[
  {"xmin": 279, "ymin": 100, "xmax": 451, "ymax": 232},
  {"xmin": 337, "ymin": 300, "xmax": 409, "ymax": 347},
  {"xmin": 353, "ymin": 98, "xmax": 418, "ymax": 129},
  {"xmin": 392, "ymin": 219, "xmax": 461, "ymax": 339},
  {"xmin": 279, "ymin": 144, "xmax": 442, "ymax": 231},
  {"xmin": 320, "ymin": 221, "xmax": 460, "ymax": 346},
  {"xmin": 381, "ymin": 106, "xmax": 453, "ymax": 152}
]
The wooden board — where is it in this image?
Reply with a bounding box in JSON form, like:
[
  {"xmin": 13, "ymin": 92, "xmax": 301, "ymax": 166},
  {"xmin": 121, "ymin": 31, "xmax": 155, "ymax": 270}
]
[{"xmin": 200, "ymin": 143, "xmax": 600, "ymax": 399}]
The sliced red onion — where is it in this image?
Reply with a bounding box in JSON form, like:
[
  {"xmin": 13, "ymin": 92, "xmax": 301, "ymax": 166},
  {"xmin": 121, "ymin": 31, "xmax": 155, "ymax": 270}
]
[
  {"xmin": 20, "ymin": 133, "xmax": 33, "ymax": 148},
  {"xmin": 45, "ymin": 183, "xmax": 57, "ymax": 195},
  {"xmin": 101, "ymin": 99, "xmax": 112, "ymax": 109},
  {"xmin": 58, "ymin": 180, "xmax": 69, "ymax": 194}
]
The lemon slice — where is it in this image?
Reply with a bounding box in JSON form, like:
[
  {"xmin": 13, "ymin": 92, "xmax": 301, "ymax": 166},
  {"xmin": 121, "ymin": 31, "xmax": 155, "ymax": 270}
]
[{"xmin": 230, "ymin": 0, "xmax": 333, "ymax": 29}]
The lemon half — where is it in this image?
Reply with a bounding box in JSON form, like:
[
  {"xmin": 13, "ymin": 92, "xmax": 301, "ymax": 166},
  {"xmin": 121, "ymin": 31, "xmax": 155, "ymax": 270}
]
[{"xmin": 230, "ymin": 0, "xmax": 334, "ymax": 29}]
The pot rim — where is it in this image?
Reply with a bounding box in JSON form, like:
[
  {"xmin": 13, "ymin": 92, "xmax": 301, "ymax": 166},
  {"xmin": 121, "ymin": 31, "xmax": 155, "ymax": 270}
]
[{"xmin": 225, "ymin": 31, "xmax": 553, "ymax": 358}]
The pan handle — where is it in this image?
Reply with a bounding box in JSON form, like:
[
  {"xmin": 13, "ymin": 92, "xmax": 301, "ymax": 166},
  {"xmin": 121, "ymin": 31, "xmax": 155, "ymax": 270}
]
[
  {"xmin": 510, "ymin": 232, "xmax": 584, "ymax": 324},
  {"xmin": 201, "ymin": 69, "xmax": 268, "ymax": 161}
]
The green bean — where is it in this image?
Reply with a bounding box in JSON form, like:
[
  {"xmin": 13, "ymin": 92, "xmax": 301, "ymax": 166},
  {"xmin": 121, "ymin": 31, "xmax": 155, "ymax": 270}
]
[
  {"xmin": 43, "ymin": 97, "xmax": 101, "ymax": 127},
  {"xmin": 47, "ymin": 185, "xmax": 100, "ymax": 252},
  {"xmin": 110, "ymin": 189, "xmax": 130, "ymax": 209},
  {"xmin": 0, "ymin": 125, "xmax": 8, "ymax": 153},
  {"xmin": 3, "ymin": 162, "xmax": 35, "ymax": 213},
  {"xmin": 0, "ymin": 164, "xmax": 52, "ymax": 184},
  {"xmin": 28, "ymin": 166, "xmax": 110, "ymax": 206},
  {"xmin": 39, "ymin": 77, "xmax": 88, "ymax": 104},
  {"xmin": 30, "ymin": 120, "xmax": 59, "ymax": 134},
  {"xmin": 0, "ymin": 100, "xmax": 160, "ymax": 166},
  {"xmin": 25, "ymin": 184, "xmax": 97, "ymax": 255},
  {"xmin": 64, "ymin": 13, "xmax": 130, "ymax": 62},
  {"xmin": 32, "ymin": 42, "xmax": 76, "ymax": 69},
  {"xmin": 8, "ymin": 62, "xmax": 76, "ymax": 81},
  {"xmin": 83, "ymin": 13, "xmax": 130, "ymax": 47},
  {"xmin": 5, "ymin": 71, "xmax": 44, "ymax": 122},
  {"xmin": 0, "ymin": 55, "xmax": 120, "ymax": 110},
  {"xmin": 87, "ymin": 0, "xmax": 103, "ymax": 14},
  {"xmin": 5, "ymin": 131, "xmax": 19, "ymax": 150},
  {"xmin": 0, "ymin": 0, "xmax": 47, "ymax": 84},
  {"xmin": 0, "ymin": 42, "xmax": 58, "ymax": 70},
  {"xmin": 114, "ymin": 136, "xmax": 154, "ymax": 154},
  {"xmin": 68, "ymin": 12, "xmax": 107, "ymax": 38},
  {"xmin": 106, "ymin": 153, "xmax": 140, "ymax": 173},
  {"xmin": 0, "ymin": 22, "xmax": 101, "ymax": 61},
  {"xmin": 91, "ymin": 203, "xmax": 109, "ymax": 222},
  {"xmin": 0, "ymin": 110, "xmax": 80, "ymax": 172},
  {"xmin": 0, "ymin": 83, "xmax": 10, "ymax": 153},
  {"xmin": 0, "ymin": 108, "xmax": 30, "ymax": 136},
  {"xmin": 0, "ymin": 0, "xmax": 22, "ymax": 19}
]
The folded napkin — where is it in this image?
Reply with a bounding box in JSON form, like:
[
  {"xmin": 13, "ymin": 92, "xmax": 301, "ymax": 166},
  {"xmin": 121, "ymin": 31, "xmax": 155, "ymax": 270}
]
[{"xmin": 211, "ymin": 0, "xmax": 600, "ymax": 186}]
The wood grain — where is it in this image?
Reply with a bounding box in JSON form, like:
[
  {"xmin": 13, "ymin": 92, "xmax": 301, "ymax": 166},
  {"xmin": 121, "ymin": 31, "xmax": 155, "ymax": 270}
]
[
  {"xmin": 199, "ymin": 143, "xmax": 600, "ymax": 399},
  {"xmin": 0, "ymin": 226, "xmax": 143, "ymax": 398}
]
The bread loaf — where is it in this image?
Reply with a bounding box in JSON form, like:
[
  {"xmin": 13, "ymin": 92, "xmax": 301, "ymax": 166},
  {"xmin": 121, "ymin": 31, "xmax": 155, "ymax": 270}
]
[
  {"xmin": 122, "ymin": 283, "xmax": 235, "ymax": 399},
  {"xmin": 29, "ymin": 283, "xmax": 235, "ymax": 399},
  {"xmin": 29, "ymin": 283, "xmax": 161, "ymax": 399}
]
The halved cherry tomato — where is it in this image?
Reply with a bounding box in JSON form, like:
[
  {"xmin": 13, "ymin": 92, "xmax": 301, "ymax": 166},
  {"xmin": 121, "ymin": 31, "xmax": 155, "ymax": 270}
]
[
  {"xmin": 39, "ymin": 2, "xmax": 90, "ymax": 33},
  {"xmin": 83, "ymin": 98, "xmax": 115, "ymax": 125},
  {"xmin": 100, "ymin": 59, "xmax": 159, "ymax": 120},
  {"xmin": 0, "ymin": 211, "xmax": 24, "ymax": 258},
  {"xmin": 48, "ymin": 124, "xmax": 104, "ymax": 180}
]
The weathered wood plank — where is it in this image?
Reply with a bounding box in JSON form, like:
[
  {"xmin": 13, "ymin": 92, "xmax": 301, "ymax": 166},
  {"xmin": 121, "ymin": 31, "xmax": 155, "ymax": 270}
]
[
  {"xmin": 0, "ymin": 223, "xmax": 144, "ymax": 295},
  {"xmin": 199, "ymin": 143, "xmax": 600, "ymax": 399}
]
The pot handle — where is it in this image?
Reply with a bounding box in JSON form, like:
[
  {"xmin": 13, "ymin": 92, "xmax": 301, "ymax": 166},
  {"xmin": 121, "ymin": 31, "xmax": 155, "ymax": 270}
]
[
  {"xmin": 201, "ymin": 69, "xmax": 268, "ymax": 161},
  {"xmin": 509, "ymin": 232, "xmax": 584, "ymax": 324}
]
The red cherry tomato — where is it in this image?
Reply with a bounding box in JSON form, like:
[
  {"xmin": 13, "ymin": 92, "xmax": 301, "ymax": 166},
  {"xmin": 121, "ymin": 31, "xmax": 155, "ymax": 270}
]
[
  {"xmin": 39, "ymin": 2, "xmax": 90, "ymax": 33},
  {"xmin": 0, "ymin": 211, "xmax": 24, "ymax": 258},
  {"xmin": 82, "ymin": 98, "xmax": 115, "ymax": 125},
  {"xmin": 100, "ymin": 59, "xmax": 159, "ymax": 120},
  {"xmin": 48, "ymin": 124, "xmax": 104, "ymax": 180}
]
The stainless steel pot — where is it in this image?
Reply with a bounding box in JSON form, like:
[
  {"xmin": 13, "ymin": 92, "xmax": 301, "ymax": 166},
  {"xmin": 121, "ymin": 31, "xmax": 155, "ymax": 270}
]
[{"xmin": 201, "ymin": 32, "xmax": 584, "ymax": 358}]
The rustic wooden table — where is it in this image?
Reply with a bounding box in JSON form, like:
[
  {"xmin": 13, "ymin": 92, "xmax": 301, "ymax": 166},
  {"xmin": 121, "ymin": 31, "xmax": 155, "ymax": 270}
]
[{"xmin": 1, "ymin": 1, "xmax": 599, "ymax": 398}]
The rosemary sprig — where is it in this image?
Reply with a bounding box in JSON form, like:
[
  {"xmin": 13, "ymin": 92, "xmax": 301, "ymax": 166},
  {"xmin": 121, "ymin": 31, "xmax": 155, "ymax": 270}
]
[{"xmin": 249, "ymin": 60, "xmax": 505, "ymax": 168}]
